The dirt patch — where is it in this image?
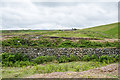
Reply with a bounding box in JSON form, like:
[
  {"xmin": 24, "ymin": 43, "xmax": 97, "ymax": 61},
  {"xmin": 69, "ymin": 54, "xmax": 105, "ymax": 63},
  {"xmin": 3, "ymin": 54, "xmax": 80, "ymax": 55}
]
[
  {"xmin": 1, "ymin": 34, "xmax": 118, "ymax": 43},
  {"xmin": 90, "ymin": 39, "xmax": 118, "ymax": 43},
  {"xmin": 27, "ymin": 64, "xmax": 118, "ymax": 78}
]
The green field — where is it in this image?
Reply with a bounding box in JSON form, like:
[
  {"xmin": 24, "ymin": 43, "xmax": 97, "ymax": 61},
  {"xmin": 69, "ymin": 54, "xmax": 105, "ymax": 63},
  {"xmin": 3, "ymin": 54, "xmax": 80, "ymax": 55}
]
[
  {"xmin": 50, "ymin": 22, "xmax": 118, "ymax": 39},
  {"xmin": 83, "ymin": 23, "xmax": 118, "ymax": 35},
  {"xmin": 2, "ymin": 22, "xmax": 118, "ymax": 39},
  {"xmin": 82, "ymin": 23, "xmax": 118, "ymax": 38}
]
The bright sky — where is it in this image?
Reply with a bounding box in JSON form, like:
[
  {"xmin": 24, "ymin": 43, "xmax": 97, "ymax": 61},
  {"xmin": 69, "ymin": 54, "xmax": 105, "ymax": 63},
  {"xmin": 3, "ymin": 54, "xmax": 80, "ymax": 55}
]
[{"xmin": 0, "ymin": 0, "xmax": 118, "ymax": 30}]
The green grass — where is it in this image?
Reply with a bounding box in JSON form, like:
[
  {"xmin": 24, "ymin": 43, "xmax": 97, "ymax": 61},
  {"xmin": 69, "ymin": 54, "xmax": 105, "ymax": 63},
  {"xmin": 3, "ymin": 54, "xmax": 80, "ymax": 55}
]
[
  {"xmin": 47, "ymin": 31, "xmax": 90, "ymax": 38},
  {"xmin": 2, "ymin": 23, "xmax": 118, "ymax": 39},
  {"xmin": 47, "ymin": 23, "xmax": 118, "ymax": 39},
  {"xmin": 2, "ymin": 61, "xmax": 110, "ymax": 78},
  {"xmin": 83, "ymin": 23, "xmax": 118, "ymax": 38},
  {"xmin": 2, "ymin": 30, "xmax": 56, "ymax": 37},
  {"xmin": 84, "ymin": 23, "xmax": 118, "ymax": 32}
]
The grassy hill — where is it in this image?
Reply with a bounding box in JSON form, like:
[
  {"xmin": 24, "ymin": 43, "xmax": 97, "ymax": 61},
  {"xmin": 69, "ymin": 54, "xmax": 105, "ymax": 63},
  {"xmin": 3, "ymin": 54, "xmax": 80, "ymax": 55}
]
[
  {"xmin": 2, "ymin": 23, "xmax": 118, "ymax": 39},
  {"xmin": 46, "ymin": 23, "xmax": 118, "ymax": 39},
  {"xmin": 83, "ymin": 23, "xmax": 118, "ymax": 37}
]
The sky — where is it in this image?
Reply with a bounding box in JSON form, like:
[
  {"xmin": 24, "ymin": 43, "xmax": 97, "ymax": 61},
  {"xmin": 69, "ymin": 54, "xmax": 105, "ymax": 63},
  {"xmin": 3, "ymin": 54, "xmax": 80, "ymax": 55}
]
[{"xmin": 0, "ymin": 0, "xmax": 118, "ymax": 30}]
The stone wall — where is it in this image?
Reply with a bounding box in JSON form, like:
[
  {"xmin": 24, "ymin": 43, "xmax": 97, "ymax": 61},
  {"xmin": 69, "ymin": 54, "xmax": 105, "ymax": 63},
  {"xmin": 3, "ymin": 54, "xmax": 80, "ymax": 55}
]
[{"xmin": 1, "ymin": 47, "xmax": 120, "ymax": 58}]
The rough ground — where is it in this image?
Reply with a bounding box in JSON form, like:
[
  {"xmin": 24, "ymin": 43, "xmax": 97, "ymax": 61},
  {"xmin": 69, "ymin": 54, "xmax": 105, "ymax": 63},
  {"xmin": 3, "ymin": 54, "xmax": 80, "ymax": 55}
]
[
  {"xmin": 1, "ymin": 35, "xmax": 118, "ymax": 43},
  {"xmin": 27, "ymin": 64, "xmax": 118, "ymax": 78},
  {"xmin": 90, "ymin": 39, "xmax": 118, "ymax": 43}
]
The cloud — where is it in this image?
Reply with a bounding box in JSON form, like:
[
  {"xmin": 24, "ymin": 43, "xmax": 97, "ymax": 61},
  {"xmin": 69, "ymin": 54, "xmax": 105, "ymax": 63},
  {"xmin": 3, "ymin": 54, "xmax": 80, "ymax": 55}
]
[
  {"xmin": 1, "ymin": 0, "xmax": 119, "ymax": 2},
  {"xmin": 1, "ymin": 0, "xmax": 118, "ymax": 30}
]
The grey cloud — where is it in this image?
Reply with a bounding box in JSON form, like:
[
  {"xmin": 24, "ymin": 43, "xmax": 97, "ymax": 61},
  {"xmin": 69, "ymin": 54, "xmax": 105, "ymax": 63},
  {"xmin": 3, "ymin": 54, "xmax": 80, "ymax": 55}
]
[{"xmin": 1, "ymin": 1, "xmax": 118, "ymax": 30}]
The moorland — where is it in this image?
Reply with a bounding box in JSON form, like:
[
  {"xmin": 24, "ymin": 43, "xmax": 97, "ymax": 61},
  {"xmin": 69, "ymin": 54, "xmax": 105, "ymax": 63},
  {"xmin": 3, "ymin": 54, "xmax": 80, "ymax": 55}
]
[{"xmin": 1, "ymin": 22, "xmax": 120, "ymax": 78}]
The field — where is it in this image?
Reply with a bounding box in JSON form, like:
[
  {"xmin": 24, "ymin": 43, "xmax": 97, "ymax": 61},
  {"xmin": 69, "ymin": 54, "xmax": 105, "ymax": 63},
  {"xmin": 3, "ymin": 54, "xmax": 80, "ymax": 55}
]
[
  {"xmin": 1, "ymin": 22, "xmax": 120, "ymax": 79},
  {"xmin": 2, "ymin": 23, "xmax": 118, "ymax": 40},
  {"xmin": 2, "ymin": 62, "xmax": 118, "ymax": 78}
]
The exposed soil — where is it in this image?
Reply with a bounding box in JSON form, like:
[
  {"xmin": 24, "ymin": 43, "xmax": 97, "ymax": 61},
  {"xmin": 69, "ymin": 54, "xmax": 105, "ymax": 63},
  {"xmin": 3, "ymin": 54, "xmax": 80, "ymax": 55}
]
[
  {"xmin": 27, "ymin": 64, "xmax": 118, "ymax": 78},
  {"xmin": 90, "ymin": 39, "xmax": 118, "ymax": 43},
  {"xmin": 1, "ymin": 34, "xmax": 118, "ymax": 43}
]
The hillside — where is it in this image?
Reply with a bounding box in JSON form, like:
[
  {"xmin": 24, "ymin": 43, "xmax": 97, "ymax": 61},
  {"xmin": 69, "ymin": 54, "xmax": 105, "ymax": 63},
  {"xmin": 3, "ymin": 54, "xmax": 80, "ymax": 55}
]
[
  {"xmin": 2, "ymin": 23, "xmax": 118, "ymax": 40},
  {"xmin": 46, "ymin": 23, "xmax": 118, "ymax": 39},
  {"xmin": 82, "ymin": 23, "xmax": 118, "ymax": 38}
]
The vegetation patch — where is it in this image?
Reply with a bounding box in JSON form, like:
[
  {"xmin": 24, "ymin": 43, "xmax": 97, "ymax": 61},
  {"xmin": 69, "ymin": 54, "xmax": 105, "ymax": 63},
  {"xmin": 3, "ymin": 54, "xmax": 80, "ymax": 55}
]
[
  {"xmin": 1, "ymin": 53, "xmax": 120, "ymax": 67},
  {"xmin": 2, "ymin": 61, "xmax": 111, "ymax": 78},
  {"xmin": 2, "ymin": 37, "xmax": 119, "ymax": 48}
]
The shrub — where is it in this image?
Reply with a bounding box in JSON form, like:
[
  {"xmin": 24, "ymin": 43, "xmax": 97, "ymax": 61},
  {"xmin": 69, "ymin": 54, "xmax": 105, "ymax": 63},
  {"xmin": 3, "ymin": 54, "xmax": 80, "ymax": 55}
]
[
  {"xmin": 2, "ymin": 53, "xmax": 29, "ymax": 62},
  {"xmin": 2, "ymin": 53, "xmax": 29, "ymax": 67},
  {"xmin": 58, "ymin": 40, "xmax": 77, "ymax": 48},
  {"xmin": 33, "ymin": 56, "xmax": 56, "ymax": 64},
  {"xmin": 69, "ymin": 55, "xmax": 80, "ymax": 62},
  {"xmin": 116, "ymin": 54, "xmax": 120, "ymax": 62},
  {"xmin": 99, "ymin": 55, "xmax": 110, "ymax": 63},
  {"xmin": 29, "ymin": 41, "xmax": 39, "ymax": 46},
  {"xmin": 55, "ymin": 38, "xmax": 62, "ymax": 44},
  {"xmin": 57, "ymin": 55, "xmax": 70, "ymax": 63},
  {"xmin": 2, "ymin": 37, "xmax": 31, "ymax": 47},
  {"xmin": 46, "ymin": 43, "xmax": 56, "ymax": 47},
  {"xmin": 90, "ymin": 54, "xmax": 98, "ymax": 61},
  {"xmin": 81, "ymin": 55, "xmax": 90, "ymax": 61},
  {"xmin": 14, "ymin": 61, "xmax": 36, "ymax": 67},
  {"xmin": 2, "ymin": 52, "xmax": 119, "ymax": 67},
  {"xmin": 81, "ymin": 54, "xmax": 119, "ymax": 64}
]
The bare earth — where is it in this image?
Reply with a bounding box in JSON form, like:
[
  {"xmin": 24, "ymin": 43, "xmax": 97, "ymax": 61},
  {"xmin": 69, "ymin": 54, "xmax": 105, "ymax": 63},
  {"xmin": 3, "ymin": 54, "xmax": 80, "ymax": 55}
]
[
  {"xmin": 27, "ymin": 63, "xmax": 118, "ymax": 78},
  {"xmin": 90, "ymin": 39, "xmax": 118, "ymax": 43}
]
